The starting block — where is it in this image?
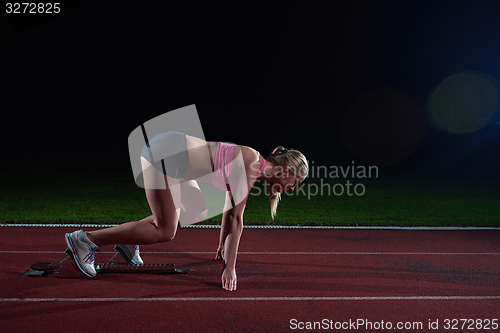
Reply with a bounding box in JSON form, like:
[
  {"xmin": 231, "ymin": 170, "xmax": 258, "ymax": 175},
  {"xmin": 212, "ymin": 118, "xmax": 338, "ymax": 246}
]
[{"xmin": 25, "ymin": 249, "xmax": 191, "ymax": 277}]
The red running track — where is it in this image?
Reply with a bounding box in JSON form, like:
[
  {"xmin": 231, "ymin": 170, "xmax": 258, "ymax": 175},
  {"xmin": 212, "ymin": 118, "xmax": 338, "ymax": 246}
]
[{"xmin": 0, "ymin": 227, "xmax": 499, "ymax": 332}]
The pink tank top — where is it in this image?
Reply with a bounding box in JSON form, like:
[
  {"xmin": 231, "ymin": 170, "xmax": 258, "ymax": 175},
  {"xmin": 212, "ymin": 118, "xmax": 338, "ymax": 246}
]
[
  {"xmin": 212, "ymin": 142, "xmax": 266, "ymax": 191},
  {"xmin": 212, "ymin": 142, "xmax": 236, "ymax": 191}
]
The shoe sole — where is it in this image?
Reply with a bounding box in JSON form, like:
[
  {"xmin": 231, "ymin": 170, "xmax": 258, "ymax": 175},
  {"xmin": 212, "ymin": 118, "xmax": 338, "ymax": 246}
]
[
  {"xmin": 114, "ymin": 244, "xmax": 140, "ymax": 266},
  {"xmin": 65, "ymin": 233, "xmax": 95, "ymax": 278}
]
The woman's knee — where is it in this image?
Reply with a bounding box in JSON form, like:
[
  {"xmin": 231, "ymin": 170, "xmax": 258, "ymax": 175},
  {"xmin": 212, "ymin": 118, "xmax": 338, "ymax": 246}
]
[
  {"xmin": 155, "ymin": 223, "xmax": 177, "ymax": 242},
  {"xmin": 181, "ymin": 184, "xmax": 207, "ymax": 212}
]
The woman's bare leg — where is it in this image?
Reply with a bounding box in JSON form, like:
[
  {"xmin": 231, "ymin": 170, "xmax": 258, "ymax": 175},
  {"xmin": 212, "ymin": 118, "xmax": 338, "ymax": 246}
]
[
  {"xmin": 87, "ymin": 158, "xmax": 181, "ymax": 247},
  {"xmin": 179, "ymin": 180, "xmax": 208, "ymax": 226}
]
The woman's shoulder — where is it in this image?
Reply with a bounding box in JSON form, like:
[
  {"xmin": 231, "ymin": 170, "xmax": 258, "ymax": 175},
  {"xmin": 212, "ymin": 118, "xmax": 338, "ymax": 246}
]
[
  {"xmin": 239, "ymin": 145, "xmax": 265, "ymax": 177},
  {"xmin": 239, "ymin": 145, "xmax": 260, "ymax": 162}
]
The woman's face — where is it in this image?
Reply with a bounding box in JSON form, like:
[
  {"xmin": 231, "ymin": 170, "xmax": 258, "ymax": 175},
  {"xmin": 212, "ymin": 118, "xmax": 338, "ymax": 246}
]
[{"xmin": 272, "ymin": 168, "xmax": 306, "ymax": 193}]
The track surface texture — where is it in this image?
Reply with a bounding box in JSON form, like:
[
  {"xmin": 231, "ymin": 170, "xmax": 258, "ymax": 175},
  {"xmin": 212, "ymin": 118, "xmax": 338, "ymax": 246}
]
[{"xmin": 0, "ymin": 227, "xmax": 499, "ymax": 332}]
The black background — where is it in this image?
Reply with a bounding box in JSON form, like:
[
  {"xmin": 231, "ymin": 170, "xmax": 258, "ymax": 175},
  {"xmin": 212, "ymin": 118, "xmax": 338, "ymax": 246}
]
[{"xmin": 2, "ymin": 0, "xmax": 500, "ymax": 181}]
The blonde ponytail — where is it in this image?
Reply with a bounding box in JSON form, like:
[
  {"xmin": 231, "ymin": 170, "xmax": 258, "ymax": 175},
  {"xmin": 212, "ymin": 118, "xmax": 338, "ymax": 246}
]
[
  {"xmin": 267, "ymin": 146, "xmax": 308, "ymax": 219},
  {"xmin": 269, "ymin": 182, "xmax": 282, "ymax": 220}
]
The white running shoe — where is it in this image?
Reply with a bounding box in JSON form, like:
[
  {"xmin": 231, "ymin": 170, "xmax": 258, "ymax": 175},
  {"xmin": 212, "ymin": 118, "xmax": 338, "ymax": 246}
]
[
  {"xmin": 114, "ymin": 244, "xmax": 143, "ymax": 266},
  {"xmin": 65, "ymin": 230, "xmax": 100, "ymax": 277}
]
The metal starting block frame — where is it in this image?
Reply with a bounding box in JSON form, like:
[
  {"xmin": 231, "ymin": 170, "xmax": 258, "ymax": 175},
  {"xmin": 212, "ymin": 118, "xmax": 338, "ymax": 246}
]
[{"xmin": 25, "ymin": 250, "xmax": 191, "ymax": 277}]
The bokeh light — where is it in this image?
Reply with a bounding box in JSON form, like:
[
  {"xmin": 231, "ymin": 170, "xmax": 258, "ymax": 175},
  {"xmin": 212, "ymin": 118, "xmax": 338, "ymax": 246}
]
[
  {"xmin": 428, "ymin": 71, "xmax": 500, "ymax": 134},
  {"xmin": 342, "ymin": 88, "xmax": 425, "ymax": 166}
]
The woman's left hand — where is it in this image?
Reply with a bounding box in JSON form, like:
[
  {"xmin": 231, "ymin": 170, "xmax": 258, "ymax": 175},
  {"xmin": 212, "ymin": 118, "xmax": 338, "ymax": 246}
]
[
  {"xmin": 215, "ymin": 245, "xmax": 224, "ymax": 261},
  {"xmin": 221, "ymin": 267, "xmax": 237, "ymax": 291}
]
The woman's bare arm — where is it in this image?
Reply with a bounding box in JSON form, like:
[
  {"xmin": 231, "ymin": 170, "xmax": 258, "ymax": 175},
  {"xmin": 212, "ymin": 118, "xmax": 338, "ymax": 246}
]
[{"xmin": 218, "ymin": 191, "xmax": 246, "ymax": 291}]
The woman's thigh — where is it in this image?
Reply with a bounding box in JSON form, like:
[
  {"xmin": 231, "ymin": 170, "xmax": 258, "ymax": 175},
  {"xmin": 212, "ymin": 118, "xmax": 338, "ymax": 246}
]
[
  {"xmin": 179, "ymin": 180, "xmax": 207, "ymax": 226},
  {"xmin": 142, "ymin": 157, "xmax": 181, "ymax": 240}
]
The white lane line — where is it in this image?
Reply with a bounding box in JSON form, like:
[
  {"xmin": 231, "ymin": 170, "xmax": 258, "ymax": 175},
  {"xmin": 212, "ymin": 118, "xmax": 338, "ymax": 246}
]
[
  {"xmin": 232, "ymin": 252, "xmax": 500, "ymax": 255},
  {"xmin": 1, "ymin": 296, "xmax": 499, "ymax": 302},
  {"xmin": 2, "ymin": 223, "xmax": 499, "ymax": 230},
  {"xmin": 1, "ymin": 251, "xmax": 499, "ymax": 255},
  {"xmin": 0, "ymin": 251, "xmax": 63, "ymax": 254}
]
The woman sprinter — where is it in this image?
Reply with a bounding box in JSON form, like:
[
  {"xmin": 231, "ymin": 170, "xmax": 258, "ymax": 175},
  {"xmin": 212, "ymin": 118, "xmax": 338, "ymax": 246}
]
[{"xmin": 65, "ymin": 131, "xmax": 308, "ymax": 291}]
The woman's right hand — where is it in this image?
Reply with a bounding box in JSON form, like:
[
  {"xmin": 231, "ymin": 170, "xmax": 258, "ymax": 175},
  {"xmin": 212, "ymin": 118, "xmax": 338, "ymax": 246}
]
[{"xmin": 221, "ymin": 266, "xmax": 237, "ymax": 291}]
